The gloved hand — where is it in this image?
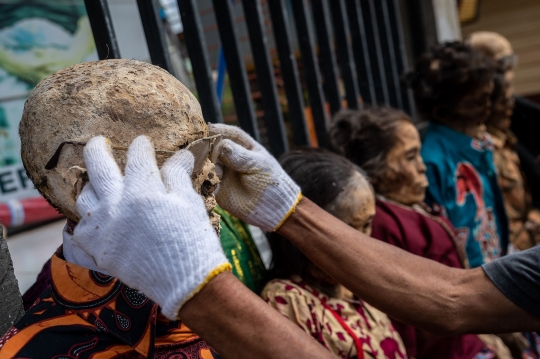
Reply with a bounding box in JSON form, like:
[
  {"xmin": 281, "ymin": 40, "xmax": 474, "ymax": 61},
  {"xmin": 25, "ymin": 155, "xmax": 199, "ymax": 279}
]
[
  {"xmin": 209, "ymin": 123, "xmax": 302, "ymax": 232},
  {"xmin": 64, "ymin": 223, "xmax": 105, "ymax": 274},
  {"xmin": 68, "ymin": 135, "xmax": 231, "ymax": 320}
]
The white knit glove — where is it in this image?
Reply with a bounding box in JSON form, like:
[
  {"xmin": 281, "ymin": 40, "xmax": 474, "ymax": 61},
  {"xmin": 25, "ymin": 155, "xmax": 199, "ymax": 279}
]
[
  {"xmin": 209, "ymin": 123, "xmax": 302, "ymax": 232},
  {"xmin": 64, "ymin": 224, "xmax": 104, "ymax": 274},
  {"xmin": 69, "ymin": 135, "xmax": 231, "ymax": 320}
]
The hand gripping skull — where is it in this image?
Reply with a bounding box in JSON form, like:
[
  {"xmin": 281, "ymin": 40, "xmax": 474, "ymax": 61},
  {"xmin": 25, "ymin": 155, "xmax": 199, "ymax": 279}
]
[{"xmin": 20, "ymin": 59, "xmax": 221, "ymax": 232}]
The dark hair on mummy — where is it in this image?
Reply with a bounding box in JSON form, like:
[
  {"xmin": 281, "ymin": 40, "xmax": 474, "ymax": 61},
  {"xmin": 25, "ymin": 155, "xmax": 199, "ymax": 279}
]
[
  {"xmin": 267, "ymin": 148, "xmax": 367, "ymax": 282},
  {"xmin": 328, "ymin": 107, "xmax": 411, "ymax": 193},
  {"xmin": 403, "ymin": 41, "xmax": 495, "ymax": 123}
]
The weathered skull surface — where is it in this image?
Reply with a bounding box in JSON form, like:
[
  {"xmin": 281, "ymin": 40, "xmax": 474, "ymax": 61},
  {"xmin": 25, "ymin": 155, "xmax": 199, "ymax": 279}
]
[{"xmin": 20, "ymin": 59, "xmax": 220, "ymax": 231}]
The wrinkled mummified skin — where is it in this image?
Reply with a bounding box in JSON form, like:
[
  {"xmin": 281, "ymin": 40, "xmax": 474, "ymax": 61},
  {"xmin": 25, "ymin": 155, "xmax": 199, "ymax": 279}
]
[
  {"xmin": 19, "ymin": 59, "xmax": 220, "ymax": 232},
  {"xmin": 377, "ymin": 121, "xmax": 428, "ymax": 206}
]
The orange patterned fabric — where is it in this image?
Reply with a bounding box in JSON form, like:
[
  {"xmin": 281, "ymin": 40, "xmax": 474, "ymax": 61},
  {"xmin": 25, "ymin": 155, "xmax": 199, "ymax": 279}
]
[{"xmin": 0, "ymin": 252, "xmax": 218, "ymax": 359}]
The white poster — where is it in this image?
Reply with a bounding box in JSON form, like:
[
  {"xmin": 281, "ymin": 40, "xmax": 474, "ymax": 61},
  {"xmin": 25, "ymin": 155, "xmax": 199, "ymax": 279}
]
[
  {"xmin": 0, "ymin": 163, "xmax": 39, "ymax": 202},
  {"xmin": 0, "ymin": 1, "xmax": 97, "ymax": 203}
]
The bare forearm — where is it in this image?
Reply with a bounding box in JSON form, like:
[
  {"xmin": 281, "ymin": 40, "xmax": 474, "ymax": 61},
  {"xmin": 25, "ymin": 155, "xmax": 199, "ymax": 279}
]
[
  {"xmin": 279, "ymin": 198, "xmax": 540, "ymax": 335},
  {"xmin": 180, "ymin": 272, "xmax": 334, "ymax": 359}
]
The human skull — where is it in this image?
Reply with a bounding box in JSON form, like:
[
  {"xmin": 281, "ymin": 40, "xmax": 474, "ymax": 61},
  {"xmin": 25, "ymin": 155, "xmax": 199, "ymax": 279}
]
[
  {"xmin": 466, "ymin": 31, "xmax": 513, "ymax": 61},
  {"xmin": 20, "ymin": 59, "xmax": 220, "ymax": 231}
]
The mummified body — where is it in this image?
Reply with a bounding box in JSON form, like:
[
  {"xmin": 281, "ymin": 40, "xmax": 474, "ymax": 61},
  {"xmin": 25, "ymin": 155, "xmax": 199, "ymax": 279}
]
[
  {"xmin": 0, "ymin": 60, "xmax": 225, "ymax": 358},
  {"xmin": 19, "ymin": 59, "xmax": 219, "ymax": 230}
]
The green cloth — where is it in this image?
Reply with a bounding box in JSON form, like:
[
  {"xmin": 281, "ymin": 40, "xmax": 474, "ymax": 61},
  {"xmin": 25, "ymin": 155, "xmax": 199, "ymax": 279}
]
[{"xmin": 215, "ymin": 206, "xmax": 266, "ymax": 293}]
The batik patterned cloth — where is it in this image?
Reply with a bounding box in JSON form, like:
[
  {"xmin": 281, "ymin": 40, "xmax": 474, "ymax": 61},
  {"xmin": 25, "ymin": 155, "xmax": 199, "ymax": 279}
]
[
  {"xmin": 214, "ymin": 205, "xmax": 266, "ymax": 293},
  {"xmin": 422, "ymin": 123, "xmax": 509, "ymax": 268},
  {"xmin": 0, "ymin": 252, "xmax": 218, "ymax": 359},
  {"xmin": 22, "ymin": 207, "xmax": 266, "ymax": 312},
  {"xmin": 489, "ymin": 126, "xmax": 540, "ymax": 251},
  {"xmin": 261, "ymin": 276, "xmax": 407, "ymax": 359}
]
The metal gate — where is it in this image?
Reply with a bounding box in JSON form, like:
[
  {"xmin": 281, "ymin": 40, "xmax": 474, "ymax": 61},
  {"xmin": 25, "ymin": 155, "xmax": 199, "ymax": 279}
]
[{"xmin": 84, "ymin": 0, "xmax": 414, "ymax": 156}]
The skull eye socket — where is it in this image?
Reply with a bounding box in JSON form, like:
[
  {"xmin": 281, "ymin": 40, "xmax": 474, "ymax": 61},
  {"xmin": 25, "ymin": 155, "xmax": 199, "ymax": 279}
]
[
  {"xmin": 44, "ymin": 141, "xmax": 179, "ymax": 170},
  {"xmin": 45, "ymin": 141, "xmax": 86, "ymax": 170},
  {"xmin": 45, "ymin": 135, "xmax": 221, "ymax": 172}
]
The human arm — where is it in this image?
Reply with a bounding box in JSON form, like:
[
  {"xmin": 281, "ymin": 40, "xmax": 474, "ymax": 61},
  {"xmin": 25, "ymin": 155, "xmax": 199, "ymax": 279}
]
[
  {"xmin": 180, "ymin": 272, "xmax": 334, "ymax": 359},
  {"xmin": 278, "ymin": 197, "xmax": 540, "ymax": 335},
  {"xmin": 69, "ymin": 135, "xmax": 334, "ymax": 359},
  {"xmin": 209, "ymin": 123, "xmax": 540, "ymax": 335}
]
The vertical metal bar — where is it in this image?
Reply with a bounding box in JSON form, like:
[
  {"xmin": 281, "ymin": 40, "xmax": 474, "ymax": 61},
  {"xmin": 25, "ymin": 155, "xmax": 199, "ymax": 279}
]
[
  {"xmin": 373, "ymin": 0, "xmax": 403, "ymax": 109},
  {"xmin": 84, "ymin": 0, "xmax": 121, "ymax": 60},
  {"xmin": 212, "ymin": 0, "xmax": 260, "ymax": 141},
  {"xmin": 241, "ymin": 0, "xmax": 288, "ymax": 156},
  {"xmin": 267, "ymin": 0, "xmax": 311, "ymax": 147},
  {"xmin": 311, "ymin": 0, "xmax": 341, "ymax": 116},
  {"xmin": 177, "ymin": 0, "xmax": 223, "ymax": 123},
  {"xmin": 359, "ymin": 0, "xmax": 390, "ymax": 106},
  {"xmin": 290, "ymin": 0, "xmax": 330, "ymax": 147},
  {"xmin": 406, "ymin": 0, "xmax": 438, "ymax": 61},
  {"xmin": 136, "ymin": 0, "xmax": 174, "ymax": 75},
  {"xmin": 346, "ymin": 0, "xmax": 376, "ymax": 105},
  {"xmin": 387, "ymin": 0, "xmax": 416, "ymax": 115},
  {"xmin": 329, "ymin": 0, "xmax": 360, "ymax": 109}
]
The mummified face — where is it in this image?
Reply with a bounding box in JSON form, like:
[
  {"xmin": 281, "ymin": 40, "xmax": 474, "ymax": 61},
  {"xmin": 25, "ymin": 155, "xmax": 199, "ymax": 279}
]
[
  {"xmin": 378, "ymin": 121, "xmax": 428, "ymax": 206},
  {"xmin": 306, "ymin": 171, "xmax": 375, "ymax": 291},
  {"xmin": 450, "ymin": 81, "xmax": 494, "ymax": 139},
  {"xmin": 335, "ymin": 172, "xmax": 376, "ymax": 236},
  {"xmin": 488, "ymin": 82, "xmax": 515, "ymax": 132}
]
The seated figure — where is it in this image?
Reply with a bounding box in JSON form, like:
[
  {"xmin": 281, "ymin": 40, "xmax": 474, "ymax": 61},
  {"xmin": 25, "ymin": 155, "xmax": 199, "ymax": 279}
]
[
  {"xmin": 21, "ymin": 205, "xmax": 266, "ymax": 311},
  {"xmin": 261, "ymin": 148, "xmax": 407, "ymax": 359},
  {"xmin": 328, "ymin": 107, "xmax": 510, "ymax": 359},
  {"xmin": 468, "ymin": 31, "xmax": 540, "ymax": 211},
  {"xmin": 405, "ymin": 42, "xmax": 508, "ymax": 268},
  {"xmin": 487, "ymin": 72, "xmax": 540, "ymax": 251},
  {"xmin": 0, "ymin": 59, "xmax": 230, "ymax": 358}
]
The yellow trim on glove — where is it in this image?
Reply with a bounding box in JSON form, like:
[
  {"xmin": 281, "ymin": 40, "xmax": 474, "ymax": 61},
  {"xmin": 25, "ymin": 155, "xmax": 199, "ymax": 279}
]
[
  {"xmin": 176, "ymin": 262, "xmax": 232, "ymax": 317},
  {"xmin": 271, "ymin": 192, "xmax": 303, "ymax": 232}
]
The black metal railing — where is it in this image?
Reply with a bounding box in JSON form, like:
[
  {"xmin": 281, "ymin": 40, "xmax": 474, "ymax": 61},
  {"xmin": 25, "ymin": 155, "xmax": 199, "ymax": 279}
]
[{"xmin": 84, "ymin": 0, "xmax": 414, "ymax": 156}]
